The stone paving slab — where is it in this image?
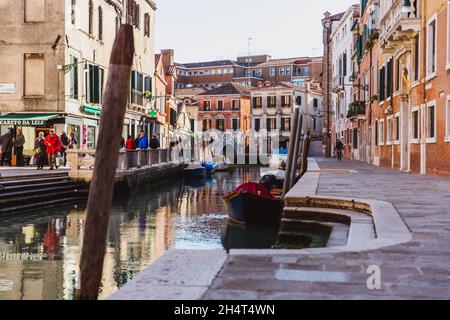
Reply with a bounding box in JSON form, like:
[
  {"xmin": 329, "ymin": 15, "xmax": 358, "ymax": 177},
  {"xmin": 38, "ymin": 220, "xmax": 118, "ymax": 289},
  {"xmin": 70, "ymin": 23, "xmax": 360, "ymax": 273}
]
[{"xmin": 203, "ymin": 158, "xmax": 450, "ymax": 300}]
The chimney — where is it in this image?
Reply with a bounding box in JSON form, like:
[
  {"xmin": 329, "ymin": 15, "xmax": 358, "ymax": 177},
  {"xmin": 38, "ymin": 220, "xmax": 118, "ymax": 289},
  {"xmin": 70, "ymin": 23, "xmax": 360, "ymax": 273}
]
[
  {"xmin": 257, "ymin": 81, "xmax": 263, "ymax": 89},
  {"xmin": 161, "ymin": 49, "xmax": 174, "ymax": 67}
]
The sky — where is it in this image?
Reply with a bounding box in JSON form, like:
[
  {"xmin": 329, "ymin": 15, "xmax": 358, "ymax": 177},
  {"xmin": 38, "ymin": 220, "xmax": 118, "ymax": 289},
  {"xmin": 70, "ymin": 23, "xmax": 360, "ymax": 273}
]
[{"xmin": 155, "ymin": 0, "xmax": 357, "ymax": 63}]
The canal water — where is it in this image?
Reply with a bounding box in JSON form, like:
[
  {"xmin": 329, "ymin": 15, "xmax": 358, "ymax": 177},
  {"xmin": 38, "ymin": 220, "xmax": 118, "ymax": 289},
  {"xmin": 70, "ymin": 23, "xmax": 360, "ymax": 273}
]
[{"xmin": 0, "ymin": 167, "xmax": 261, "ymax": 300}]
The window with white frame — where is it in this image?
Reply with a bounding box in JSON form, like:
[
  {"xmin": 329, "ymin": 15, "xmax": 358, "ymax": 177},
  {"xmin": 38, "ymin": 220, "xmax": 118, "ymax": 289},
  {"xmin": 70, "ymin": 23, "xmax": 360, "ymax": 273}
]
[
  {"xmin": 270, "ymin": 68, "xmax": 275, "ymax": 76},
  {"xmin": 426, "ymin": 14, "xmax": 437, "ymax": 78},
  {"xmin": 412, "ymin": 109, "xmax": 419, "ymax": 142},
  {"xmin": 379, "ymin": 119, "xmax": 385, "ymax": 145},
  {"xmin": 446, "ymin": 95, "xmax": 450, "ymax": 140},
  {"xmin": 427, "ymin": 101, "xmax": 437, "ymax": 142},
  {"xmin": 394, "ymin": 114, "xmax": 400, "ymax": 142},
  {"xmin": 280, "ymin": 68, "xmax": 286, "ymax": 76},
  {"xmin": 387, "ymin": 116, "xmax": 393, "ymax": 144}
]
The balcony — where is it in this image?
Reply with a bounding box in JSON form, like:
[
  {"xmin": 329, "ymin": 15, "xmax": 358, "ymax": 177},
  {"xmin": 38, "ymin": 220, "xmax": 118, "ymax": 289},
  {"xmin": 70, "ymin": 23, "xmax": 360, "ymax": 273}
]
[
  {"xmin": 347, "ymin": 101, "xmax": 366, "ymax": 119},
  {"xmin": 379, "ymin": 0, "xmax": 420, "ymax": 53},
  {"xmin": 332, "ymin": 75, "xmax": 344, "ymax": 92}
]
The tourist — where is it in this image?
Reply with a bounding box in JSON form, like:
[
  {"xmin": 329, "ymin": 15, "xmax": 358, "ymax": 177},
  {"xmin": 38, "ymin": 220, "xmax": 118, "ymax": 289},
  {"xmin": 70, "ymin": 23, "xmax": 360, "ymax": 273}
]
[
  {"xmin": 126, "ymin": 135, "xmax": 134, "ymax": 150},
  {"xmin": 150, "ymin": 135, "xmax": 160, "ymax": 150},
  {"xmin": 138, "ymin": 131, "xmax": 149, "ymax": 150},
  {"xmin": 34, "ymin": 131, "xmax": 46, "ymax": 170},
  {"xmin": 44, "ymin": 129, "xmax": 62, "ymax": 170},
  {"xmin": 120, "ymin": 136, "xmax": 125, "ymax": 149},
  {"xmin": 133, "ymin": 135, "xmax": 140, "ymax": 149},
  {"xmin": 14, "ymin": 128, "xmax": 25, "ymax": 167},
  {"xmin": 60, "ymin": 130, "xmax": 70, "ymax": 166},
  {"xmin": 335, "ymin": 139, "xmax": 344, "ymax": 161},
  {"xmin": 0, "ymin": 129, "xmax": 13, "ymax": 166},
  {"xmin": 69, "ymin": 132, "xmax": 78, "ymax": 149}
]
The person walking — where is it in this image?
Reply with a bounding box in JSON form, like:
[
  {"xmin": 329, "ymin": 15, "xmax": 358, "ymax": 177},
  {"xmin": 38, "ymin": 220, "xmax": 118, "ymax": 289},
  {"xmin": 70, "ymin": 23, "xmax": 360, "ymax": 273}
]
[
  {"xmin": 14, "ymin": 128, "xmax": 26, "ymax": 167},
  {"xmin": 138, "ymin": 131, "xmax": 149, "ymax": 150},
  {"xmin": 150, "ymin": 135, "xmax": 160, "ymax": 150},
  {"xmin": 34, "ymin": 131, "xmax": 46, "ymax": 170},
  {"xmin": 69, "ymin": 132, "xmax": 78, "ymax": 149},
  {"xmin": 0, "ymin": 129, "xmax": 13, "ymax": 166},
  {"xmin": 126, "ymin": 135, "xmax": 134, "ymax": 150},
  {"xmin": 120, "ymin": 136, "xmax": 125, "ymax": 149},
  {"xmin": 335, "ymin": 139, "xmax": 344, "ymax": 161},
  {"xmin": 60, "ymin": 130, "xmax": 70, "ymax": 166},
  {"xmin": 45, "ymin": 129, "xmax": 62, "ymax": 170},
  {"xmin": 133, "ymin": 134, "xmax": 141, "ymax": 149}
]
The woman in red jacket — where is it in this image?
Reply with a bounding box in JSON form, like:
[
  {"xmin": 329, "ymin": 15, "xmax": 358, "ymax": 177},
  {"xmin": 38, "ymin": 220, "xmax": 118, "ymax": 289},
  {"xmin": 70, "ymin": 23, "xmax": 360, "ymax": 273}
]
[
  {"xmin": 45, "ymin": 129, "xmax": 62, "ymax": 170},
  {"xmin": 126, "ymin": 135, "xmax": 135, "ymax": 150}
]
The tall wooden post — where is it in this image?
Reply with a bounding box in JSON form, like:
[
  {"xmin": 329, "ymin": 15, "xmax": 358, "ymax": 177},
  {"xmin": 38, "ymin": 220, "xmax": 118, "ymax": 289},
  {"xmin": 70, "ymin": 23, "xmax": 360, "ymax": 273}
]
[
  {"xmin": 77, "ymin": 25, "xmax": 134, "ymax": 300},
  {"xmin": 289, "ymin": 115, "xmax": 303, "ymax": 189},
  {"xmin": 300, "ymin": 130, "xmax": 312, "ymax": 178},
  {"xmin": 282, "ymin": 108, "xmax": 300, "ymax": 197}
]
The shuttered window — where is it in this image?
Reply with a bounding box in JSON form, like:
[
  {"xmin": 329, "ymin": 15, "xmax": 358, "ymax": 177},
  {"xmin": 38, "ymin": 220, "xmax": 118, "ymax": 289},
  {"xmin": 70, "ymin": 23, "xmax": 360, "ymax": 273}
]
[{"xmin": 24, "ymin": 53, "xmax": 45, "ymax": 96}]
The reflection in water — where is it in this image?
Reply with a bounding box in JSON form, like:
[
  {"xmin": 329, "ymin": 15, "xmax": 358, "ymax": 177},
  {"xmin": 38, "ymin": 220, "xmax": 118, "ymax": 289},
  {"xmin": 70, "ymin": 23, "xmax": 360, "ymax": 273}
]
[{"xmin": 0, "ymin": 167, "xmax": 261, "ymax": 300}]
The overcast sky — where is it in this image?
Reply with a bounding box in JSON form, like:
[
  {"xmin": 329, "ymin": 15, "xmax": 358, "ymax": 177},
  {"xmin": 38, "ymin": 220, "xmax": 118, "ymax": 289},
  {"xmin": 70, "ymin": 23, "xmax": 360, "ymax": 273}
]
[{"xmin": 155, "ymin": 0, "xmax": 357, "ymax": 63}]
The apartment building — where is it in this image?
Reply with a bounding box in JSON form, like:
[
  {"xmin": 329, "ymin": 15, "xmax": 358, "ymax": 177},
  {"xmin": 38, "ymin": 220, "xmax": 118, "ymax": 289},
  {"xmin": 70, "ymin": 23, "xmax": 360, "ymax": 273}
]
[
  {"xmin": 0, "ymin": 0, "xmax": 157, "ymax": 154},
  {"xmin": 175, "ymin": 55, "xmax": 323, "ymax": 90}
]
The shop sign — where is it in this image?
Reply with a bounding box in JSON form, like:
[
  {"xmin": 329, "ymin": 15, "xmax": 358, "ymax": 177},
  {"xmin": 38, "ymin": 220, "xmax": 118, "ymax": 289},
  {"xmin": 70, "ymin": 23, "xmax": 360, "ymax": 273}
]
[
  {"xmin": 0, "ymin": 119, "xmax": 46, "ymax": 126},
  {"xmin": 0, "ymin": 83, "xmax": 16, "ymax": 94}
]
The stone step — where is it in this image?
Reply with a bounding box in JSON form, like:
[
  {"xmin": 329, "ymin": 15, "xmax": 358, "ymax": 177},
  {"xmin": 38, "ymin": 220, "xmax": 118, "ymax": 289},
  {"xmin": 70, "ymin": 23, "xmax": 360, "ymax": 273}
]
[
  {"xmin": 0, "ymin": 171, "xmax": 68, "ymax": 182},
  {"xmin": 0, "ymin": 183, "xmax": 85, "ymax": 200},
  {"xmin": 0, "ymin": 175, "xmax": 70, "ymax": 188},
  {"xmin": 0, "ymin": 196, "xmax": 87, "ymax": 215},
  {"xmin": 0, "ymin": 180, "xmax": 78, "ymax": 193}
]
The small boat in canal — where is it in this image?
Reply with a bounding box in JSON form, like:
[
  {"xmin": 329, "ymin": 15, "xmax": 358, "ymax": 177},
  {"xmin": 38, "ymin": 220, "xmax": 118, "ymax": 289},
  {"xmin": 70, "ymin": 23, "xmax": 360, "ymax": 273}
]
[
  {"xmin": 202, "ymin": 161, "xmax": 218, "ymax": 175},
  {"xmin": 223, "ymin": 182, "xmax": 284, "ymax": 226},
  {"xmin": 184, "ymin": 163, "xmax": 206, "ymax": 179}
]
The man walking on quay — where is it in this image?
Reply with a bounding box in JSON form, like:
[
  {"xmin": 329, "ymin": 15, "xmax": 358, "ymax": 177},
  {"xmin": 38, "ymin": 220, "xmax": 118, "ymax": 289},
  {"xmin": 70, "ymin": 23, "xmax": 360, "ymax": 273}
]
[
  {"xmin": 138, "ymin": 131, "xmax": 149, "ymax": 150},
  {"xmin": 14, "ymin": 128, "xmax": 25, "ymax": 167},
  {"xmin": 45, "ymin": 129, "xmax": 62, "ymax": 170},
  {"xmin": 0, "ymin": 129, "xmax": 13, "ymax": 166},
  {"xmin": 150, "ymin": 135, "xmax": 160, "ymax": 150},
  {"xmin": 335, "ymin": 139, "xmax": 344, "ymax": 161},
  {"xmin": 60, "ymin": 131, "xmax": 70, "ymax": 166}
]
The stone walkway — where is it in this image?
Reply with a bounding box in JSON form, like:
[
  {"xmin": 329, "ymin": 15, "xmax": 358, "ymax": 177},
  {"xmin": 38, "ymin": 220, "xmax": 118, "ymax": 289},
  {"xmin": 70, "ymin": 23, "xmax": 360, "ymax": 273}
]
[
  {"xmin": 0, "ymin": 167, "xmax": 69, "ymax": 177},
  {"xmin": 203, "ymin": 158, "xmax": 450, "ymax": 299}
]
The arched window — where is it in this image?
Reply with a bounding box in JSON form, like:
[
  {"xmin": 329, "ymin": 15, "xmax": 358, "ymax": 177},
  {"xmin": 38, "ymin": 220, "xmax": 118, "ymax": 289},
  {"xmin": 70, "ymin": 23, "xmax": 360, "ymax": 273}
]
[
  {"xmin": 98, "ymin": 6, "xmax": 103, "ymax": 40},
  {"xmin": 88, "ymin": 0, "xmax": 93, "ymax": 35}
]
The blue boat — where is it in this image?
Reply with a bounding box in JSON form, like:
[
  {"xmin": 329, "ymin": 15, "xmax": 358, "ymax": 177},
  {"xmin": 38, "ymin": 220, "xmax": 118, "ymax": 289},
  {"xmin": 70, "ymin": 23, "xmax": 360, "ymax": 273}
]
[
  {"xmin": 184, "ymin": 163, "xmax": 206, "ymax": 179},
  {"xmin": 202, "ymin": 161, "xmax": 218, "ymax": 175}
]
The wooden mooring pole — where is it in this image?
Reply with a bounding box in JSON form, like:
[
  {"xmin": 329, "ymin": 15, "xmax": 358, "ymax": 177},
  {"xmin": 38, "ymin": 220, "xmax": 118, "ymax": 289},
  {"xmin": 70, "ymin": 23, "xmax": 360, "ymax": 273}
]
[
  {"xmin": 289, "ymin": 115, "xmax": 303, "ymax": 190},
  {"xmin": 76, "ymin": 25, "xmax": 134, "ymax": 300},
  {"xmin": 282, "ymin": 108, "xmax": 300, "ymax": 197}
]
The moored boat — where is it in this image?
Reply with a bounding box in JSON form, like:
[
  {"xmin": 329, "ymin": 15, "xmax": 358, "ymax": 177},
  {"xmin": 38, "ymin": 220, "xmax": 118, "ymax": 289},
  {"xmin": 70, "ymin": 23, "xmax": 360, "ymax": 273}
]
[
  {"xmin": 223, "ymin": 182, "xmax": 284, "ymax": 226},
  {"xmin": 213, "ymin": 156, "xmax": 232, "ymax": 172},
  {"xmin": 184, "ymin": 163, "xmax": 206, "ymax": 179},
  {"xmin": 202, "ymin": 161, "xmax": 218, "ymax": 174}
]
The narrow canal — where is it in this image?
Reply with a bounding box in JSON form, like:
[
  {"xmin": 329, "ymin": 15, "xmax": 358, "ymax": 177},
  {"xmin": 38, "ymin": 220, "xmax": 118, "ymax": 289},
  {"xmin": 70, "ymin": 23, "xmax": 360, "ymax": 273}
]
[{"xmin": 0, "ymin": 167, "xmax": 261, "ymax": 300}]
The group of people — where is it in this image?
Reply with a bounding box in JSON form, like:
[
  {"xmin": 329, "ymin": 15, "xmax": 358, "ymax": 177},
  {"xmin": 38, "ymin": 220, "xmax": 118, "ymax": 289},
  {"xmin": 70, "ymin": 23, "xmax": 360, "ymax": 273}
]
[
  {"xmin": 0, "ymin": 128, "xmax": 25, "ymax": 167},
  {"xmin": 0, "ymin": 127, "xmax": 78, "ymax": 170},
  {"xmin": 122, "ymin": 132, "xmax": 160, "ymax": 151}
]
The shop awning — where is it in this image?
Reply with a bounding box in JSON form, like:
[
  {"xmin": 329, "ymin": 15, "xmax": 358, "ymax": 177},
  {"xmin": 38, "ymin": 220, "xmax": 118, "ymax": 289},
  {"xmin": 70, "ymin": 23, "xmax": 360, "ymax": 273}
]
[
  {"xmin": 0, "ymin": 113, "xmax": 61, "ymax": 126},
  {"xmin": 82, "ymin": 105, "xmax": 101, "ymax": 116}
]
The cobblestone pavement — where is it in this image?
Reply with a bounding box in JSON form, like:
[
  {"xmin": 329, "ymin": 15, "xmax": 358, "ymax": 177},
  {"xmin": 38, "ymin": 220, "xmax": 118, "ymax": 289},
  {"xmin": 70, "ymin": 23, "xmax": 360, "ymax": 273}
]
[{"xmin": 203, "ymin": 158, "xmax": 450, "ymax": 300}]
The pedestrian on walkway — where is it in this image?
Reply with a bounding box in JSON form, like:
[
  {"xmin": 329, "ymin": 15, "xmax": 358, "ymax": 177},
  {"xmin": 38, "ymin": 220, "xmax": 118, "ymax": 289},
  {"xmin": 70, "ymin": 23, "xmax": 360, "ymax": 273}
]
[
  {"xmin": 120, "ymin": 136, "xmax": 125, "ymax": 149},
  {"xmin": 0, "ymin": 129, "xmax": 13, "ymax": 166},
  {"xmin": 69, "ymin": 132, "xmax": 78, "ymax": 149},
  {"xmin": 126, "ymin": 135, "xmax": 134, "ymax": 150},
  {"xmin": 150, "ymin": 135, "xmax": 160, "ymax": 150},
  {"xmin": 45, "ymin": 129, "xmax": 62, "ymax": 170},
  {"xmin": 134, "ymin": 135, "xmax": 140, "ymax": 149},
  {"xmin": 335, "ymin": 139, "xmax": 344, "ymax": 161},
  {"xmin": 14, "ymin": 128, "xmax": 26, "ymax": 167},
  {"xmin": 60, "ymin": 130, "xmax": 70, "ymax": 166},
  {"xmin": 34, "ymin": 131, "xmax": 46, "ymax": 170},
  {"xmin": 138, "ymin": 131, "xmax": 149, "ymax": 150}
]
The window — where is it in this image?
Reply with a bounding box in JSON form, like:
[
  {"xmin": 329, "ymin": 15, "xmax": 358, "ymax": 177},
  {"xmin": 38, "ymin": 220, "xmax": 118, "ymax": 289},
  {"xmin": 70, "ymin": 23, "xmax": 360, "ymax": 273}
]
[
  {"xmin": 285, "ymin": 67, "xmax": 291, "ymax": 76},
  {"xmin": 426, "ymin": 14, "xmax": 437, "ymax": 78},
  {"xmin": 88, "ymin": 0, "xmax": 94, "ymax": 35},
  {"xmin": 232, "ymin": 118, "xmax": 239, "ymax": 131},
  {"xmin": 270, "ymin": 68, "xmax": 275, "ymax": 76},
  {"xmin": 217, "ymin": 100, "xmax": 224, "ymax": 111},
  {"xmin": 71, "ymin": 0, "xmax": 76, "ymax": 25},
  {"xmin": 375, "ymin": 120, "xmax": 379, "ymax": 146},
  {"xmin": 313, "ymin": 118, "xmax": 317, "ymax": 131},
  {"xmin": 130, "ymin": 71, "xmax": 144, "ymax": 105},
  {"xmin": 446, "ymin": 96, "xmax": 450, "ymax": 141},
  {"xmin": 232, "ymin": 100, "xmax": 239, "ymax": 110},
  {"xmin": 216, "ymin": 118, "xmax": 225, "ymax": 131},
  {"xmin": 267, "ymin": 96, "xmax": 276, "ymax": 108},
  {"xmin": 296, "ymin": 96, "xmax": 302, "ymax": 105},
  {"xmin": 86, "ymin": 64, "xmax": 104, "ymax": 104},
  {"xmin": 70, "ymin": 56, "xmax": 78, "ymax": 99},
  {"xmin": 98, "ymin": 7, "xmax": 103, "ymax": 40},
  {"xmin": 24, "ymin": 53, "xmax": 45, "ymax": 96},
  {"xmin": 203, "ymin": 101, "xmax": 211, "ymax": 111},
  {"xmin": 281, "ymin": 95, "xmax": 291, "ymax": 108},
  {"xmin": 412, "ymin": 109, "xmax": 419, "ymax": 141},
  {"xmin": 24, "ymin": 0, "xmax": 45, "ymax": 22},
  {"xmin": 387, "ymin": 116, "xmax": 393, "ymax": 144},
  {"xmin": 267, "ymin": 118, "xmax": 277, "ymax": 131},
  {"xmin": 395, "ymin": 59, "xmax": 400, "ymax": 92},
  {"xmin": 414, "ymin": 34, "xmax": 419, "ymax": 81},
  {"xmin": 144, "ymin": 13, "xmax": 150, "ymax": 37},
  {"xmin": 253, "ymin": 97, "xmax": 262, "ymax": 108},
  {"xmin": 281, "ymin": 118, "xmax": 291, "ymax": 132},
  {"xmin": 217, "ymin": 69, "xmax": 222, "ymax": 75},
  {"xmin": 379, "ymin": 119, "xmax": 385, "ymax": 145},
  {"xmin": 202, "ymin": 119, "xmax": 211, "ymax": 132},
  {"xmin": 313, "ymin": 98, "xmax": 318, "ymax": 109},
  {"xmin": 254, "ymin": 118, "xmax": 261, "ymax": 132},
  {"xmin": 86, "ymin": 125, "xmax": 96, "ymax": 150},
  {"xmin": 280, "ymin": 68, "xmax": 286, "ymax": 76},
  {"xmin": 394, "ymin": 114, "xmax": 400, "ymax": 142},
  {"xmin": 353, "ymin": 129, "xmax": 358, "ymax": 149},
  {"xmin": 427, "ymin": 101, "xmax": 436, "ymax": 143}
]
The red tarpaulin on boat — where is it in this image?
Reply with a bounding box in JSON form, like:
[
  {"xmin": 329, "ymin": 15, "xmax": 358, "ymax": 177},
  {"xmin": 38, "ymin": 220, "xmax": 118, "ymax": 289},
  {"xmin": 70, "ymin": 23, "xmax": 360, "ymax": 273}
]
[{"xmin": 234, "ymin": 182, "xmax": 274, "ymax": 199}]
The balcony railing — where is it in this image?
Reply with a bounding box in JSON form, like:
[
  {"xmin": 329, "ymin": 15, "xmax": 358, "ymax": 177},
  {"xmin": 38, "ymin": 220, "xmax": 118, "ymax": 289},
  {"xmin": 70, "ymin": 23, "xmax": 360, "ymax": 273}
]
[
  {"xmin": 347, "ymin": 101, "xmax": 366, "ymax": 119},
  {"xmin": 380, "ymin": 0, "xmax": 420, "ymax": 51},
  {"xmin": 333, "ymin": 75, "xmax": 344, "ymax": 90}
]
